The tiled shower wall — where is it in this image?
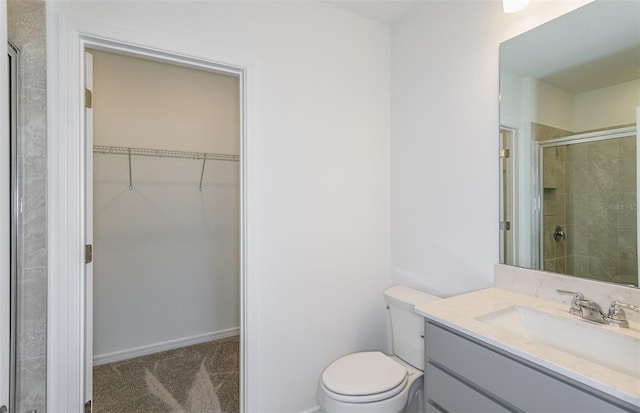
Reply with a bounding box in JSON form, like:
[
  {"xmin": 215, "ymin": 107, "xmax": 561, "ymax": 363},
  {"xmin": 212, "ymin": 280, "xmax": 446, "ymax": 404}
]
[
  {"xmin": 8, "ymin": 0, "xmax": 48, "ymax": 412},
  {"xmin": 536, "ymin": 122, "xmax": 638, "ymax": 287},
  {"xmin": 568, "ymin": 137, "xmax": 637, "ymax": 285}
]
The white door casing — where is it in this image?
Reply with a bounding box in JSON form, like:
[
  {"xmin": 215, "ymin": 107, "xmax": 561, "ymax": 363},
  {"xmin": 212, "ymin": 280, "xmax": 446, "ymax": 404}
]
[
  {"xmin": 83, "ymin": 50, "xmax": 94, "ymax": 409},
  {"xmin": 47, "ymin": 12, "xmax": 253, "ymax": 412}
]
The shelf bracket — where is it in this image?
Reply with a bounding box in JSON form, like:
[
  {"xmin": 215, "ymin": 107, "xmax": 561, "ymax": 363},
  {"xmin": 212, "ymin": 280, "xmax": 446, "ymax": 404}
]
[
  {"xmin": 199, "ymin": 156, "xmax": 206, "ymax": 192},
  {"xmin": 128, "ymin": 148, "xmax": 133, "ymax": 191}
]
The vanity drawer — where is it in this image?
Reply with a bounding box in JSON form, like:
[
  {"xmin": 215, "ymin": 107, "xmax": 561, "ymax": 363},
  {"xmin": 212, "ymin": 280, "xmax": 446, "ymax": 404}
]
[
  {"xmin": 425, "ymin": 320, "xmax": 632, "ymax": 412},
  {"xmin": 425, "ymin": 363, "xmax": 511, "ymax": 413}
]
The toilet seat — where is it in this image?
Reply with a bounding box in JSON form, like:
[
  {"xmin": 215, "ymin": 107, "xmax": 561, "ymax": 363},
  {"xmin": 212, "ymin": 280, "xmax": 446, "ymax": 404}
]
[{"xmin": 321, "ymin": 352, "xmax": 408, "ymax": 403}]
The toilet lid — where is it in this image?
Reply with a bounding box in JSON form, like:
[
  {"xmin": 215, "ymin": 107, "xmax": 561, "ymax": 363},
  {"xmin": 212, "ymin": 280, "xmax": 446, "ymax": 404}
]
[{"xmin": 321, "ymin": 352, "xmax": 407, "ymax": 398}]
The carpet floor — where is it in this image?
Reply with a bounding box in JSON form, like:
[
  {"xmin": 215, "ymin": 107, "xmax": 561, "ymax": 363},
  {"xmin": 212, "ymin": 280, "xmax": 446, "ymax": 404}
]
[{"xmin": 93, "ymin": 336, "xmax": 240, "ymax": 413}]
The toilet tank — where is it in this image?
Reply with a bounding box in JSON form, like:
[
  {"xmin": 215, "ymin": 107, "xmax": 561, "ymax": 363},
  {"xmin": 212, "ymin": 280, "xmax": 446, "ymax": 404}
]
[{"xmin": 384, "ymin": 285, "xmax": 441, "ymax": 369}]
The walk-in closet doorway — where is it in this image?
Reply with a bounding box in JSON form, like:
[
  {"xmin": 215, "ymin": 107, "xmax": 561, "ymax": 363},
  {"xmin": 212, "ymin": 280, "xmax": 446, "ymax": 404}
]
[{"xmin": 84, "ymin": 43, "xmax": 244, "ymax": 412}]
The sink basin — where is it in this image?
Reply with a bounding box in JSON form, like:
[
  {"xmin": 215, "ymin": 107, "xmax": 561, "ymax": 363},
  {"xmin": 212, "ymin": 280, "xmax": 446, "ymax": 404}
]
[{"xmin": 476, "ymin": 305, "xmax": 640, "ymax": 378}]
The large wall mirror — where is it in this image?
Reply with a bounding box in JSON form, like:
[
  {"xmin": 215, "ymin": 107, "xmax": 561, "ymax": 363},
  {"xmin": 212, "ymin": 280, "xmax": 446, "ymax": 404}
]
[{"xmin": 499, "ymin": 0, "xmax": 640, "ymax": 287}]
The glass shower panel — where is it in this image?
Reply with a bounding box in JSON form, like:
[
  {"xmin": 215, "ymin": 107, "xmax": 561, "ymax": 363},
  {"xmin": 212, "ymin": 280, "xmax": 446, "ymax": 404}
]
[
  {"xmin": 541, "ymin": 135, "xmax": 637, "ymax": 286},
  {"xmin": 7, "ymin": 40, "xmax": 19, "ymax": 413}
]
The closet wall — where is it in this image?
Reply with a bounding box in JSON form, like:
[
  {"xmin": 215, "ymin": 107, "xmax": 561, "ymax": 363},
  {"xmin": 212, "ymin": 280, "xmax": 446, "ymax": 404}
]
[{"xmin": 91, "ymin": 50, "xmax": 240, "ymax": 363}]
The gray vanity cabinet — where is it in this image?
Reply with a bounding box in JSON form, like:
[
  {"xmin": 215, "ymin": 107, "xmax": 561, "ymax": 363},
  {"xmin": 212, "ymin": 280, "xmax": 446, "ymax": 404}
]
[{"xmin": 424, "ymin": 319, "xmax": 639, "ymax": 413}]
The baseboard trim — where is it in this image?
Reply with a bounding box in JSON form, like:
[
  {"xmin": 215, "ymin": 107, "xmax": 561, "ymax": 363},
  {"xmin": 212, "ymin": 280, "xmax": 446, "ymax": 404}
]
[{"xmin": 93, "ymin": 327, "xmax": 240, "ymax": 366}]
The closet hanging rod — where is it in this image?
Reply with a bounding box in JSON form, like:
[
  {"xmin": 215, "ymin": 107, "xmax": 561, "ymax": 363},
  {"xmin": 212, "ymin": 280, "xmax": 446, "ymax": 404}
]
[{"xmin": 93, "ymin": 145, "xmax": 239, "ymax": 162}]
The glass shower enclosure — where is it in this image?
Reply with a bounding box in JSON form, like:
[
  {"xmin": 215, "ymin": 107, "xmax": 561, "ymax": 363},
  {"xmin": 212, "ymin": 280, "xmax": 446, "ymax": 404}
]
[{"xmin": 535, "ymin": 127, "xmax": 638, "ymax": 287}]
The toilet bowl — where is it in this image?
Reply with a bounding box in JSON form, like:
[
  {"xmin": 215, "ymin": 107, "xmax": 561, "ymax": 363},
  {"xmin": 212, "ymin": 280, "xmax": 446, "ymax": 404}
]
[
  {"xmin": 317, "ymin": 286, "xmax": 441, "ymax": 413},
  {"xmin": 318, "ymin": 352, "xmax": 423, "ymax": 413}
]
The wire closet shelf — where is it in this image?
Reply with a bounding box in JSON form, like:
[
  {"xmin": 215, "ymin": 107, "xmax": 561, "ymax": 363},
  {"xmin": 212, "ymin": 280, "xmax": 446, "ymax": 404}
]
[
  {"xmin": 93, "ymin": 145, "xmax": 239, "ymax": 191},
  {"xmin": 93, "ymin": 145, "xmax": 239, "ymax": 162}
]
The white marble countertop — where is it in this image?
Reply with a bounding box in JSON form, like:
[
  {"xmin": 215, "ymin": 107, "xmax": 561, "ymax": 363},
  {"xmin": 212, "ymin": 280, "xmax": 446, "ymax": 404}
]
[{"xmin": 415, "ymin": 287, "xmax": 640, "ymax": 408}]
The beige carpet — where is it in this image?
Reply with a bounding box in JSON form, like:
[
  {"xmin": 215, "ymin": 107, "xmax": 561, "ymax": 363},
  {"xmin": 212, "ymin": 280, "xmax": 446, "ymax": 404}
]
[{"xmin": 93, "ymin": 336, "xmax": 239, "ymax": 413}]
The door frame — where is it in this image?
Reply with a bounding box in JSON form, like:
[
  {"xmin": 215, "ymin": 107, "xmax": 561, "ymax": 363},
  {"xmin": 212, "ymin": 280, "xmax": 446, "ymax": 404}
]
[
  {"xmin": 499, "ymin": 126, "xmax": 518, "ymax": 267},
  {"xmin": 47, "ymin": 13, "xmax": 254, "ymax": 412}
]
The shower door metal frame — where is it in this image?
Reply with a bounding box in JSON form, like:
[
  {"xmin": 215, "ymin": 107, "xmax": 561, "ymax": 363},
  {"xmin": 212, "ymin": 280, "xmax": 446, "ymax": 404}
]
[
  {"xmin": 533, "ymin": 126, "xmax": 637, "ymax": 277},
  {"xmin": 0, "ymin": 30, "xmax": 8, "ymax": 412},
  {"xmin": 4, "ymin": 39, "xmax": 21, "ymax": 413}
]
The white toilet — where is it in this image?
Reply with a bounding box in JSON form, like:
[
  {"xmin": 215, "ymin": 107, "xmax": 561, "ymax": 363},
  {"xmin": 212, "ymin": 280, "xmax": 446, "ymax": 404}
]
[{"xmin": 317, "ymin": 285, "xmax": 441, "ymax": 413}]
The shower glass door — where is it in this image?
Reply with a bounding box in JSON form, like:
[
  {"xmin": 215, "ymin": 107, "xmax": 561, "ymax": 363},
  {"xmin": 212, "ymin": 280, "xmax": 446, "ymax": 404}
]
[
  {"xmin": 5, "ymin": 40, "xmax": 20, "ymax": 413},
  {"xmin": 536, "ymin": 127, "xmax": 638, "ymax": 286}
]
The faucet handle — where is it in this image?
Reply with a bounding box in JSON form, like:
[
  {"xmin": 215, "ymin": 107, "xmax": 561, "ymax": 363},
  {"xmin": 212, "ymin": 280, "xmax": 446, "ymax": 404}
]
[
  {"xmin": 556, "ymin": 289, "xmax": 584, "ymax": 316},
  {"xmin": 607, "ymin": 300, "xmax": 640, "ymax": 328},
  {"xmin": 557, "ymin": 289, "xmax": 583, "ymax": 298},
  {"xmin": 612, "ymin": 300, "xmax": 640, "ymax": 313}
]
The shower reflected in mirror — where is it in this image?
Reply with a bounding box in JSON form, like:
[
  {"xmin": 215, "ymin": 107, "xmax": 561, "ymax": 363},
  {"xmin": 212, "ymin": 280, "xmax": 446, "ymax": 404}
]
[{"xmin": 535, "ymin": 128, "xmax": 637, "ymax": 286}]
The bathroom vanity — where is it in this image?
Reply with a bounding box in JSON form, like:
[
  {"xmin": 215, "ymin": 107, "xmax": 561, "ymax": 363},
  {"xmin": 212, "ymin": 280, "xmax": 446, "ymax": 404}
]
[
  {"xmin": 423, "ymin": 320, "xmax": 635, "ymax": 412},
  {"xmin": 415, "ymin": 287, "xmax": 640, "ymax": 413}
]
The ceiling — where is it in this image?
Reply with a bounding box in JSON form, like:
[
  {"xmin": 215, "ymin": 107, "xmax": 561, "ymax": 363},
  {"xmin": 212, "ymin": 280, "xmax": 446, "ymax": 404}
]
[{"xmin": 322, "ymin": 1, "xmax": 427, "ymax": 24}]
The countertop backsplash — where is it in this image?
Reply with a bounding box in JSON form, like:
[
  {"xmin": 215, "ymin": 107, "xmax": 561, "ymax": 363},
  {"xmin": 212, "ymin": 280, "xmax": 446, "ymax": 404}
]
[{"xmin": 494, "ymin": 263, "xmax": 640, "ymax": 324}]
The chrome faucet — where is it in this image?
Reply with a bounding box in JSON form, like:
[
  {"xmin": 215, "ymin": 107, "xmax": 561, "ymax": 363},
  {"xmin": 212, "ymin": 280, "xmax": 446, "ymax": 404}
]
[
  {"xmin": 557, "ymin": 290, "xmax": 640, "ymax": 328},
  {"xmin": 557, "ymin": 290, "xmax": 607, "ymax": 324}
]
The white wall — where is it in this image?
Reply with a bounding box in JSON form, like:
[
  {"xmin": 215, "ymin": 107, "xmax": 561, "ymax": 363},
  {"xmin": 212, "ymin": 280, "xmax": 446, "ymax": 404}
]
[
  {"xmin": 499, "ymin": 71, "xmax": 524, "ymax": 126},
  {"xmin": 93, "ymin": 155, "xmax": 240, "ymax": 362},
  {"xmin": 573, "ymin": 78, "xmax": 640, "ymax": 131},
  {"xmin": 502, "ymin": 74, "xmax": 639, "ymax": 134},
  {"xmin": 49, "ymin": 2, "xmax": 391, "ymax": 411},
  {"xmin": 500, "ymin": 74, "xmax": 575, "ymax": 131},
  {"xmin": 533, "ymin": 79, "xmax": 574, "ymax": 131},
  {"xmin": 390, "ymin": 0, "xmax": 591, "ymax": 297},
  {"xmin": 91, "ymin": 49, "xmax": 240, "ymax": 154}
]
